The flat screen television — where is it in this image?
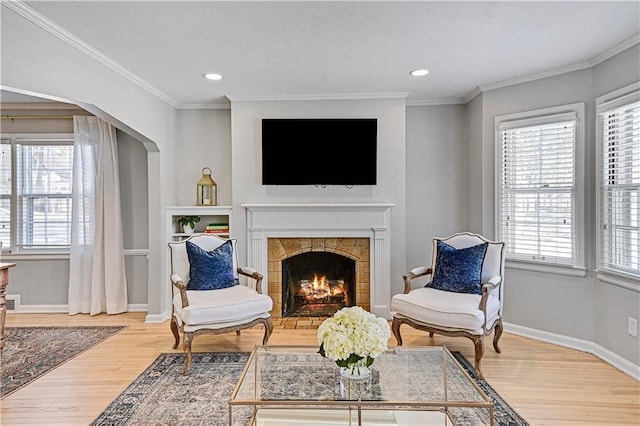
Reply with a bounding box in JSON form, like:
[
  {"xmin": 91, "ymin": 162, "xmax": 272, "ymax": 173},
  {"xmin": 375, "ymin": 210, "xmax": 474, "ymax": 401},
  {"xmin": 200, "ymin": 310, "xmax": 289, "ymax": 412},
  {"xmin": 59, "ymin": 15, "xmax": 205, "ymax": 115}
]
[{"xmin": 261, "ymin": 118, "xmax": 377, "ymax": 185}]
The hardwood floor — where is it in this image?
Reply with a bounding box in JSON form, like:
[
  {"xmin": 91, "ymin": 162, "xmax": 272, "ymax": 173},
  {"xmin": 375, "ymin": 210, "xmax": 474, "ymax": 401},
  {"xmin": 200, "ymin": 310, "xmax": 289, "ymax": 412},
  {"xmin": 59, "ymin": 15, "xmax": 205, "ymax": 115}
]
[{"xmin": 1, "ymin": 312, "xmax": 638, "ymax": 425}]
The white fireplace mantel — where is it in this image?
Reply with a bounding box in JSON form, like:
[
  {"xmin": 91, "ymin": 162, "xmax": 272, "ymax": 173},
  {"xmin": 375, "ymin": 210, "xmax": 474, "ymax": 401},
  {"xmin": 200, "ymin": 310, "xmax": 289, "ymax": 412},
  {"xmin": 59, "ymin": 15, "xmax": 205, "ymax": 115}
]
[{"xmin": 242, "ymin": 203, "xmax": 395, "ymax": 318}]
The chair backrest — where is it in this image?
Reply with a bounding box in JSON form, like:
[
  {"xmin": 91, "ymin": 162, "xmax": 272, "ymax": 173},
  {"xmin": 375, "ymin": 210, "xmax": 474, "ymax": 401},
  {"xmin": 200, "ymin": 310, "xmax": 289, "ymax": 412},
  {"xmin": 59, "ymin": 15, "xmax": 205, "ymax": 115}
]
[
  {"xmin": 168, "ymin": 234, "xmax": 239, "ymax": 285},
  {"xmin": 430, "ymin": 232, "xmax": 506, "ymax": 303}
]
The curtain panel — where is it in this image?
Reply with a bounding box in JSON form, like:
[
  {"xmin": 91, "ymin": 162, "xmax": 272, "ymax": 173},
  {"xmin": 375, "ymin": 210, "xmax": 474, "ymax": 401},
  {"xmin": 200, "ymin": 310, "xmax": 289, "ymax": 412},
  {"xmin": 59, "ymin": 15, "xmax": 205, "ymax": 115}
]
[{"xmin": 68, "ymin": 116, "xmax": 128, "ymax": 315}]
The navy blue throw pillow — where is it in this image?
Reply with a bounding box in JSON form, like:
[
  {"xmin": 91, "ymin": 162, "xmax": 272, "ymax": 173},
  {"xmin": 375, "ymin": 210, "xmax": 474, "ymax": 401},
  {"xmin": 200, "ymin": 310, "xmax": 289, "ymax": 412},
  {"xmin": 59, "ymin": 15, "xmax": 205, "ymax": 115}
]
[
  {"xmin": 426, "ymin": 240, "xmax": 488, "ymax": 295},
  {"xmin": 186, "ymin": 240, "xmax": 237, "ymax": 291}
]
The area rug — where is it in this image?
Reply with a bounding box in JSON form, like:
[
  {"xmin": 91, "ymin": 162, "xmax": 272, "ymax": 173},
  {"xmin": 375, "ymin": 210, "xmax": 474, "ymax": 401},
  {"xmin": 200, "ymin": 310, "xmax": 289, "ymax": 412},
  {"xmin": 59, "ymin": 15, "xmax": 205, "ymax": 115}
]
[
  {"xmin": 1, "ymin": 326, "xmax": 126, "ymax": 399},
  {"xmin": 92, "ymin": 351, "xmax": 528, "ymax": 426}
]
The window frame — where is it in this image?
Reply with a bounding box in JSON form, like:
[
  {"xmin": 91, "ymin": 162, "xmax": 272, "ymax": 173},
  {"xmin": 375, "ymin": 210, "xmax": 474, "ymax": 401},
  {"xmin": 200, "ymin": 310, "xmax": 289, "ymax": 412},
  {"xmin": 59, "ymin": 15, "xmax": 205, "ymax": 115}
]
[
  {"xmin": 0, "ymin": 133, "xmax": 74, "ymax": 258},
  {"xmin": 494, "ymin": 103, "xmax": 586, "ymax": 277},
  {"xmin": 595, "ymin": 82, "xmax": 640, "ymax": 291}
]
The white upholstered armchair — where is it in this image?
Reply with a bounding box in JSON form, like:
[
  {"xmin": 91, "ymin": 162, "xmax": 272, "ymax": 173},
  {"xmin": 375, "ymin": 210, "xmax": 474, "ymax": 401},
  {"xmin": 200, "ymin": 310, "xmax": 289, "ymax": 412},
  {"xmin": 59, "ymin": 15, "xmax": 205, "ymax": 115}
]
[
  {"xmin": 168, "ymin": 234, "xmax": 273, "ymax": 375},
  {"xmin": 391, "ymin": 232, "xmax": 505, "ymax": 379}
]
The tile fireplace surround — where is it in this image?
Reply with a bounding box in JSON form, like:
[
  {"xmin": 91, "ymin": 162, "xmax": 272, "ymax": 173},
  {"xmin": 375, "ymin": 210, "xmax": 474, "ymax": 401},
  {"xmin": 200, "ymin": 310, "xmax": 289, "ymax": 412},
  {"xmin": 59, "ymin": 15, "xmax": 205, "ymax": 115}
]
[{"xmin": 242, "ymin": 203, "xmax": 394, "ymax": 319}]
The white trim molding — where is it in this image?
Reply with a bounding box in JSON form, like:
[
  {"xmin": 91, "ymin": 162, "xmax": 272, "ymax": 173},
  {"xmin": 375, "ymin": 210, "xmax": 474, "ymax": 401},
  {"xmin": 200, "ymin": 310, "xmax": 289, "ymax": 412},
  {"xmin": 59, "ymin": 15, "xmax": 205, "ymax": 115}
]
[
  {"xmin": 242, "ymin": 203, "xmax": 395, "ymax": 319},
  {"xmin": 2, "ymin": 1, "xmax": 177, "ymax": 107},
  {"xmin": 5, "ymin": 301, "xmax": 148, "ymax": 313},
  {"xmin": 505, "ymin": 322, "xmax": 640, "ymax": 381}
]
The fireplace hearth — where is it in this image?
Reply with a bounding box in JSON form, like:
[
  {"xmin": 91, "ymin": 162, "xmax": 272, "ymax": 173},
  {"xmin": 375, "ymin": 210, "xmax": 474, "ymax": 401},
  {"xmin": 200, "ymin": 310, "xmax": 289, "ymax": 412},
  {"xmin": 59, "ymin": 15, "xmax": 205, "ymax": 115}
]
[{"xmin": 282, "ymin": 251, "xmax": 355, "ymax": 317}]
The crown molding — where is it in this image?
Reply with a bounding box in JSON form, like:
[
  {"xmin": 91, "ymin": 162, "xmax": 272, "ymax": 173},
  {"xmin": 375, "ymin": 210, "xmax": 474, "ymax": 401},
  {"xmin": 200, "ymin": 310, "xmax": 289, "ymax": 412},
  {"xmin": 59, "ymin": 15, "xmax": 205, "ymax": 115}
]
[
  {"xmin": 462, "ymin": 87, "xmax": 483, "ymax": 104},
  {"xmin": 479, "ymin": 61, "xmax": 593, "ymax": 93},
  {"xmin": 227, "ymin": 92, "xmax": 409, "ymax": 102},
  {"xmin": 0, "ymin": 102, "xmax": 83, "ymax": 111},
  {"xmin": 588, "ymin": 32, "xmax": 640, "ymax": 67},
  {"xmin": 406, "ymin": 98, "xmax": 466, "ymax": 106},
  {"xmin": 3, "ymin": 1, "xmax": 178, "ymax": 108},
  {"xmin": 461, "ymin": 32, "xmax": 640, "ymax": 104},
  {"xmin": 177, "ymin": 103, "xmax": 231, "ymax": 110}
]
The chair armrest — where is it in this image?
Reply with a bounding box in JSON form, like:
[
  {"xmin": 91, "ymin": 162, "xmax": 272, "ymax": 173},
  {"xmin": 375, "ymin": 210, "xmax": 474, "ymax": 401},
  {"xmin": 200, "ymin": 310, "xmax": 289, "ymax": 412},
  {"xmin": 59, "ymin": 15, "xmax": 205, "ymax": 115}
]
[
  {"xmin": 402, "ymin": 267, "xmax": 433, "ymax": 294},
  {"xmin": 479, "ymin": 276, "xmax": 502, "ymax": 316},
  {"xmin": 171, "ymin": 274, "xmax": 189, "ymax": 308},
  {"xmin": 237, "ymin": 267, "xmax": 265, "ymax": 294}
]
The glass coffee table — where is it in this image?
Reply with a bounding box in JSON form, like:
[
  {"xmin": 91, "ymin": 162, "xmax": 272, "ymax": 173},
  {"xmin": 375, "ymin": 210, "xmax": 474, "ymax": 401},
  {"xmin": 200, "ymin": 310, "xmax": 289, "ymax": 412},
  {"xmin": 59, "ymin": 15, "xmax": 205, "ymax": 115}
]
[{"xmin": 229, "ymin": 345, "xmax": 493, "ymax": 425}]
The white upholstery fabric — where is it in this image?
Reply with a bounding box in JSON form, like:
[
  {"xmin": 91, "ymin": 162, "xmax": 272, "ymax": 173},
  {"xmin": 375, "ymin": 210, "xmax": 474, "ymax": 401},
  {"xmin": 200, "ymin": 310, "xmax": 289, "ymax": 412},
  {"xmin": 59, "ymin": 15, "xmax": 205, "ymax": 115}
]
[
  {"xmin": 391, "ymin": 287, "xmax": 500, "ymax": 335},
  {"xmin": 173, "ymin": 284, "xmax": 273, "ymax": 326}
]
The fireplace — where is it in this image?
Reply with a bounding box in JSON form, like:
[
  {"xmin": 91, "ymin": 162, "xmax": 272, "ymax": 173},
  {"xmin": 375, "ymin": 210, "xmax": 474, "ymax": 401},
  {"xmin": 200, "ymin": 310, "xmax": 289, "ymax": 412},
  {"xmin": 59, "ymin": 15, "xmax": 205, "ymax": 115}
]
[
  {"xmin": 267, "ymin": 237, "xmax": 370, "ymax": 317},
  {"xmin": 282, "ymin": 251, "xmax": 356, "ymax": 317},
  {"xmin": 243, "ymin": 203, "xmax": 394, "ymax": 319}
]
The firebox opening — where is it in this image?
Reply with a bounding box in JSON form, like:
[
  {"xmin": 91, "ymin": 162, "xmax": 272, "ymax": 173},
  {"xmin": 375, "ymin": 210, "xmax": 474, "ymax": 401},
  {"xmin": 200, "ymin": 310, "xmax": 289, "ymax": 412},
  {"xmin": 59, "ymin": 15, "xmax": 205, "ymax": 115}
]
[{"xmin": 282, "ymin": 251, "xmax": 356, "ymax": 317}]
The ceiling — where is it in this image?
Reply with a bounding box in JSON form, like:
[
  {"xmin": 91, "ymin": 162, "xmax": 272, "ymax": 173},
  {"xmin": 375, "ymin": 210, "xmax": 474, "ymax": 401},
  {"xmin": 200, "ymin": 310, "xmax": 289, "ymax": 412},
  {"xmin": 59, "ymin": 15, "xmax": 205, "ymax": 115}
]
[{"xmin": 5, "ymin": 1, "xmax": 640, "ymax": 107}]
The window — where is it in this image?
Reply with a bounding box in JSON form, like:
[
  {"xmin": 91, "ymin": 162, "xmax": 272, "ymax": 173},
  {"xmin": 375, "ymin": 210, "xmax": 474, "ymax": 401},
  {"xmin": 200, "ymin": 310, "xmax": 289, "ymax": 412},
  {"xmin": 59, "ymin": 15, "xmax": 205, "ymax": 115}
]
[
  {"xmin": 597, "ymin": 85, "xmax": 640, "ymax": 280},
  {"xmin": 0, "ymin": 135, "xmax": 73, "ymax": 253},
  {"xmin": 496, "ymin": 104, "xmax": 585, "ymax": 273}
]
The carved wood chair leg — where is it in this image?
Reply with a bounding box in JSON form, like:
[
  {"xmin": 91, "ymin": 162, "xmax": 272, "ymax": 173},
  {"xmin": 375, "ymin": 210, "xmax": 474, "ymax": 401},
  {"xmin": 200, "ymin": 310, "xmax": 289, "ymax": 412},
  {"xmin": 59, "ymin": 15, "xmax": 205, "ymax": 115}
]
[
  {"xmin": 170, "ymin": 317, "xmax": 180, "ymax": 349},
  {"xmin": 263, "ymin": 319, "xmax": 274, "ymax": 345},
  {"xmin": 183, "ymin": 333, "xmax": 193, "ymax": 376},
  {"xmin": 391, "ymin": 318, "xmax": 403, "ymax": 346},
  {"xmin": 493, "ymin": 320, "xmax": 503, "ymax": 353},
  {"xmin": 473, "ymin": 336, "xmax": 485, "ymax": 380}
]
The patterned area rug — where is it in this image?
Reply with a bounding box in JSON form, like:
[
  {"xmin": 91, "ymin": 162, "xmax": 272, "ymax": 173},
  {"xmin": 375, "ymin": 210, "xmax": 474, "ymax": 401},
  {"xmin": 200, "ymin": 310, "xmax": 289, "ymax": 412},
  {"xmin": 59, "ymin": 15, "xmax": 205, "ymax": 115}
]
[
  {"xmin": 92, "ymin": 351, "xmax": 528, "ymax": 426},
  {"xmin": 1, "ymin": 326, "xmax": 126, "ymax": 399}
]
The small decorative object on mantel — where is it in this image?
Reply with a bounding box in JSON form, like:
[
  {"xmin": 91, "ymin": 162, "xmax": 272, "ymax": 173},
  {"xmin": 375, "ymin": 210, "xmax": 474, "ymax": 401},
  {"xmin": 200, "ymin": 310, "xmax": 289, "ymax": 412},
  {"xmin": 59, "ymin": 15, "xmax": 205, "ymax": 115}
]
[
  {"xmin": 177, "ymin": 215, "xmax": 201, "ymax": 234},
  {"xmin": 196, "ymin": 167, "xmax": 217, "ymax": 206},
  {"xmin": 317, "ymin": 306, "xmax": 391, "ymax": 380}
]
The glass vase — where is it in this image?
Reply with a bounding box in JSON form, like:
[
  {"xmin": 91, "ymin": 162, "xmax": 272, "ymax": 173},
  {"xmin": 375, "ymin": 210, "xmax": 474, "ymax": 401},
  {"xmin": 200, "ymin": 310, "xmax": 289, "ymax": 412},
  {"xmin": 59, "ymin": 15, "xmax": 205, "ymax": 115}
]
[{"xmin": 339, "ymin": 359, "xmax": 371, "ymax": 380}]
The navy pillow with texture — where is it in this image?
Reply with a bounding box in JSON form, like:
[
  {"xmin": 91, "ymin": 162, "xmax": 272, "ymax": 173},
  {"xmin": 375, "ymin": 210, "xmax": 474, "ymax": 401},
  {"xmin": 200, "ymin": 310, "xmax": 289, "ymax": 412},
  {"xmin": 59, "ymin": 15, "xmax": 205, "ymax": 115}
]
[
  {"xmin": 426, "ymin": 240, "xmax": 488, "ymax": 295},
  {"xmin": 186, "ymin": 239, "xmax": 237, "ymax": 290}
]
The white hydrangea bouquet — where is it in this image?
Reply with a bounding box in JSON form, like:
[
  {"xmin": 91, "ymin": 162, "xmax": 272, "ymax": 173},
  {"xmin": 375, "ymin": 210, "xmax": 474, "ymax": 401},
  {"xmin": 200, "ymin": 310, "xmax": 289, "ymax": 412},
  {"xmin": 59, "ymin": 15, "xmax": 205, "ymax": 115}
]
[{"xmin": 317, "ymin": 306, "xmax": 391, "ymax": 378}]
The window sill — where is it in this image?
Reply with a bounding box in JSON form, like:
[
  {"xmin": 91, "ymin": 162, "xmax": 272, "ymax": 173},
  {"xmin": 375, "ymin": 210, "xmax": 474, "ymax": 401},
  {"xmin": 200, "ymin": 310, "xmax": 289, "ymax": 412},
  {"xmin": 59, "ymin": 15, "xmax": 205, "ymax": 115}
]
[
  {"xmin": 1, "ymin": 253, "xmax": 70, "ymax": 261},
  {"xmin": 595, "ymin": 270, "xmax": 640, "ymax": 293},
  {"xmin": 506, "ymin": 259, "xmax": 587, "ymax": 277},
  {"xmin": 1, "ymin": 249, "xmax": 148, "ymax": 261}
]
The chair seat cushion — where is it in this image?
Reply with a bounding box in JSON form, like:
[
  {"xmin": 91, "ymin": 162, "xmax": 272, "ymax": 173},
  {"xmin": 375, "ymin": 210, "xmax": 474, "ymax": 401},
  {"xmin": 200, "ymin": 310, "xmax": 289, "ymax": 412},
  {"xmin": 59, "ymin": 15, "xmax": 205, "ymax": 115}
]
[
  {"xmin": 174, "ymin": 284, "xmax": 273, "ymax": 326},
  {"xmin": 391, "ymin": 287, "xmax": 500, "ymax": 334}
]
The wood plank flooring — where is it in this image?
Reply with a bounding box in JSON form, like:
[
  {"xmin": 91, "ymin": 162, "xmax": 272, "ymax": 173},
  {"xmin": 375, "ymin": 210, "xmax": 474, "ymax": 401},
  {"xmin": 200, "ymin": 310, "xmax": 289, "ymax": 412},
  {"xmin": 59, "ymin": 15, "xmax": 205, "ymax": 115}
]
[{"xmin": 1, "ymin": 312, "xmax": 638, "ymax": 425}]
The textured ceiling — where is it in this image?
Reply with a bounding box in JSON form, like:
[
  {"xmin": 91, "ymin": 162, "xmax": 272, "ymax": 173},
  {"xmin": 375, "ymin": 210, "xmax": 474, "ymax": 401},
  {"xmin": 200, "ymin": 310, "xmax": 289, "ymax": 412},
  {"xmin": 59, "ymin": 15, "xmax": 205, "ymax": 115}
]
[{"xmin": 5, "ymin": 1, "xmax": 640, "ymax": 107}]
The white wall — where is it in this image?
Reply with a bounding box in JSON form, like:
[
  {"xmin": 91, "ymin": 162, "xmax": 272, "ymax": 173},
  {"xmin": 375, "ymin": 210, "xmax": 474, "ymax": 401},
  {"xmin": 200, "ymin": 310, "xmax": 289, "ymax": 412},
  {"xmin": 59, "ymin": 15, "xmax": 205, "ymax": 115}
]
[
  {"xmin": 176, "ymin": 109, "xmax": 232, "ymax": 206},
  {"xmin": 466, "ymin": 93, "xmax": 484, "ymax": 234},
  {"xmin": 405, "ymin": 105, "xmax": 468, "ymax": 272},
  {"xmin": 1, "ymin": 6, "xmax": 178, "ymax": 316},
  {"xmin": 591, "ymin": 45, "xmax": 640, "ymax": 365},
  {"xmin": 469, "ymin": 44, "xmax": 640, "ymax": 366},
  {"xmin": 229, "ymin": 98, "xmax": 407, "ymax": 297}
]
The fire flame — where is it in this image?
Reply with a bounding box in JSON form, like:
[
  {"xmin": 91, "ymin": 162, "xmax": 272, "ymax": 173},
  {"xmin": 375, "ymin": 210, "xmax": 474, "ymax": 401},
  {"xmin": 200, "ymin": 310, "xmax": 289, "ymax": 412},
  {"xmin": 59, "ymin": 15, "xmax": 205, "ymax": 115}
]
[{"xmin": 300, "ymin": 273, "xmax": 346, "ymax": 301}]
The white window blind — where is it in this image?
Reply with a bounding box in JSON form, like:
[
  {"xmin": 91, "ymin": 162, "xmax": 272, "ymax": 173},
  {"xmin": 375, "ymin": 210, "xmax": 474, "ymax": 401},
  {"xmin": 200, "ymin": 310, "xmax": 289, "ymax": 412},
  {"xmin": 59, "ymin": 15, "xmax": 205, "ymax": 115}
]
[
  {"xmin": 498, "ymin": 112, "xmax": 579, "ymax": 266},
  {"xmin": 0, "ymin": 140, "xmax": 11, "ymax": 249},
  {"xmin": 15, "ymin": 139, "xmax": 73, "ymax": 250},
  {"xmin": 599, "ymin": 99, "xmax": 640, "ymax": 278}
]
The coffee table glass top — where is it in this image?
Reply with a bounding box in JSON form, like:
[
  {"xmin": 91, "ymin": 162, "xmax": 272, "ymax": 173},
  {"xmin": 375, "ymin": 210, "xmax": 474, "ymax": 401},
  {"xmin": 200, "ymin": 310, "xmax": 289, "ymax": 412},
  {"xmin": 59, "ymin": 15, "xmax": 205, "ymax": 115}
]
[{"xmin": 229, "ymin": 345, "xmax": 494, "ymax": 425}]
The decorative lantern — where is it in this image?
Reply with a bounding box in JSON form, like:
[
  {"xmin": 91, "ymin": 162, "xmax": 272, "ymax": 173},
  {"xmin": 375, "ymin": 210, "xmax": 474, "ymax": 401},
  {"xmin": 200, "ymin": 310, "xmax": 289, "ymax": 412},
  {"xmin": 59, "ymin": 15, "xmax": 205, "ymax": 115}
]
[{"xmin": 196, "ymin": 167, "xmax": 217, "ymax": 206}]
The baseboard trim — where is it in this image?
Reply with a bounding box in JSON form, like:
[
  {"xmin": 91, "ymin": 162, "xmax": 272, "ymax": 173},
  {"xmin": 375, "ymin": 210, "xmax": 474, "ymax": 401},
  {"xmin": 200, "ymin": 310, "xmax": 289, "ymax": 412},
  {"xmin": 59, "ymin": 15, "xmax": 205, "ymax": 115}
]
[
  {"xmin": 7, "ymin": 301, "xmax": 149, "ymax": 314},
  {"xmin": 504, "ymin": 322, "xmax": 640, "ymax": 381},
  {"xmin": 144, "ymin": 310, "xmax": 171, "ymax": 324}
]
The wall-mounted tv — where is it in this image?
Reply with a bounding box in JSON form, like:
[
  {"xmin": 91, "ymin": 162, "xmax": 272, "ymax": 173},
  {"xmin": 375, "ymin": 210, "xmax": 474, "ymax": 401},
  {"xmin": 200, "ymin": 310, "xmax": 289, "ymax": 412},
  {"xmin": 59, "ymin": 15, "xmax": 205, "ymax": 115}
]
[{"xmin": 261, "ymin": 118, "xmax": 377, "ymax": 185}]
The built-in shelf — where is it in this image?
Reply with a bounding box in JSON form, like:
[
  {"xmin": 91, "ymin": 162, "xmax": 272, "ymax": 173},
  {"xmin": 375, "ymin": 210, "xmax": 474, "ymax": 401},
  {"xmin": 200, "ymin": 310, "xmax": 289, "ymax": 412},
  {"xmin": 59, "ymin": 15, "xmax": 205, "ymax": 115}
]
[{"xmin": 166, "ymin": 205, "xmax": 232, "ymax": 242}]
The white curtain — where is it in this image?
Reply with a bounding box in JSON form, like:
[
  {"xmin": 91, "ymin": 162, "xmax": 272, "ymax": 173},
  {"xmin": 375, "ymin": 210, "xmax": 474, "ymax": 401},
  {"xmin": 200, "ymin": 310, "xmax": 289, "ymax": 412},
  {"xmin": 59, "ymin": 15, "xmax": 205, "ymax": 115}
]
[{"xmin": 68, "ymin": 116, "xmax": 128, "ymax": 315}]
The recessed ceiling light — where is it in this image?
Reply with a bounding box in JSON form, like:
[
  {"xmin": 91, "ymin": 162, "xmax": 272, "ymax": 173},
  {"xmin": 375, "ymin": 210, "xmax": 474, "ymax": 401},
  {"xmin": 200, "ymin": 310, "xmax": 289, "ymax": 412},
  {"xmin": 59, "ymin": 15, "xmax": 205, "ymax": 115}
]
[
  {"xmin": 410, "ymin": 69, "xmax": 429, "ymax": 77},
  {"xmin": 203, "ymin": 73, "xmax": 223, "ymax": 81}
]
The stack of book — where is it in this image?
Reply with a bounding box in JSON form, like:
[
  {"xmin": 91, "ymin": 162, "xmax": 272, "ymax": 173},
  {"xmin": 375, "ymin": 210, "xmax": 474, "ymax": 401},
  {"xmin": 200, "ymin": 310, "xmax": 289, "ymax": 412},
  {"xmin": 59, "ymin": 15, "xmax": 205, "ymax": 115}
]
[{"xmin": 205, "ymin": 223, "xmax": 229, "ymax": 234}]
